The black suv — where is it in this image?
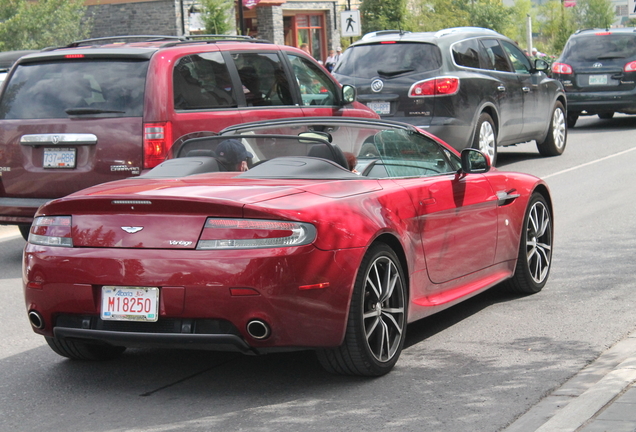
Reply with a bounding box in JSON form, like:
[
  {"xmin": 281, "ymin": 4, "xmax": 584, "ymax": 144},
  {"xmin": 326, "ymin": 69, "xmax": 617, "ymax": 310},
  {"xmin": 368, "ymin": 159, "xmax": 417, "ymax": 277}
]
[
  {"xmin": 333, "ymin": 27, "xmax": 567, "ymax": 164},
  {"xmin": 551, "ymin": 28, "xmax": 636, "ymax": 127}
]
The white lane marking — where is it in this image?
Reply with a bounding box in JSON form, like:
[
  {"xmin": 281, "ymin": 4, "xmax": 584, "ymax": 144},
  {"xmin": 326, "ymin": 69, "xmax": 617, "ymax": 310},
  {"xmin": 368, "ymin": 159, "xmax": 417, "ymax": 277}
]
[{"xmin": 543, "ymin": 146, "xmax": 636, "ymax": 180}]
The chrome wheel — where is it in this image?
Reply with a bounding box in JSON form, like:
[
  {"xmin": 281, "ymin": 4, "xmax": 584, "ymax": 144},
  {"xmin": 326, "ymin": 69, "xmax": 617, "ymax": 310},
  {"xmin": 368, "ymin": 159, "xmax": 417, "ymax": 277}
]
[
  {"xmin": 537, "ymin": 102, "xmax": 567, "ymax": 157},
  {"xmin": 526, "ymin": 199, "xmax": 552, "ymax": 284},
  {"xmin": 478, "ymin": 120, "xmax": 496, "ymax": 162},
  {"xmin": 551, "ymin": 107, "xmax": 566, "ymax": 151},
  {"xmin": 363, "ymin": 255, "xmax": 405, "ymax": 362},
  {"xmin": 505, "ymin": 193, "xmax": 553, "ymax": 294}
]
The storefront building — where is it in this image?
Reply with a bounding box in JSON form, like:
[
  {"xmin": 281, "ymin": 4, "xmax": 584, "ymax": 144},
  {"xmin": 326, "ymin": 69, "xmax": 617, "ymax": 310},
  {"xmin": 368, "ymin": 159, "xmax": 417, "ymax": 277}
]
[{"xmin": 84, "ymin": 0, "xmax": 342, "ymax": 64}]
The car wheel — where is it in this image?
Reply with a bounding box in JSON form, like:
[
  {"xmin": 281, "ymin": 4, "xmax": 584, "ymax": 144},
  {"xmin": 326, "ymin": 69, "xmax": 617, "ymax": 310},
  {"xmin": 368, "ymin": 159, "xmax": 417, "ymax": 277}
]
[
  {"xmin": 598, "ymin": 112, "xmax": 614, "ymax": 120},
  {"xmin": 536, "ymin": 101, "xmax": 567, "ymax": 157},
  {"xmin": 316, "ymin": 243, "xmax": 407, "ymax": 376},
  {"xmin": 504, "ymin": 193, "xmax": 553, "ymax": 294},
  {"xmin": 567, "ymin": 112, "xmax": 579, "ymax": 128},
  {"xmin": 472, "ymin": 113, "xmax": 497, "ymax": 165},
  {"xmin": 18, "ymin": 224, "xmax": 30, "ymax": 241},
  {"xmin": 45, "ymin": 336, "xmax": 126, "ymax": 361}
]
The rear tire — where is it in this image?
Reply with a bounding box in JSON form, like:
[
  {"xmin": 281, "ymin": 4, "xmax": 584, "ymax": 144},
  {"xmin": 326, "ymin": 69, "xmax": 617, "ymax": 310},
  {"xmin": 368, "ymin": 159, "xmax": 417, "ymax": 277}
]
[
  {"xmin": 18, "ymin": 224, "xmax": 30, "ymax": 241},
  {"xmin": 316, "ymin": 244, "xmax": 407, "ymax": 376},
  {"xmin": 472, "ymin": 113, "xmax": 497, "ymax": 166},
  {"xmin": 536, "ymin": 101, "xmax": 567, "ymax": 157},
  {"xmin": 504, "ymin": 193, "xmax": 553, "ymax": 294},
  {"xmin": 45, "ymin": 337, "xmax": 126, "ymax": 361},
  {"xmin": 567, "ymin": 112, "xmax": 579, "ymax": 128}
]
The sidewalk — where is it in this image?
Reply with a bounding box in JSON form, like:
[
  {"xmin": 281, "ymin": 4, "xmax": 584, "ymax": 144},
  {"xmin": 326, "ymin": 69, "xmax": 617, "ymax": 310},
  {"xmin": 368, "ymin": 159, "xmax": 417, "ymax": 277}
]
[
  {"xmin": 0, "ymin": 225, "xmax": 20, "ymax": 240},
  {"xmin": 503, "ymin": 330, "xmax": 636, "ymax": 432}
]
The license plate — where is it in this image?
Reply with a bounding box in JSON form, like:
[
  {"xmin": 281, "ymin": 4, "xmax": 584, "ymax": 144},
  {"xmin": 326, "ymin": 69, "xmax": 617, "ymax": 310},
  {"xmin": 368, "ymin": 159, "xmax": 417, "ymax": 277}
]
[
  {"xmin": 43, "ymin": 147, "xmax": 76, "ymax": 168},
  {"xmin": 588, "ymin": 75, "xmax": 608, "ymax": 85},
  {"xmin": 367, "ymin": 101, "xmax": 391, "ymax": 115},
  {"xmin": 101, "ymin": 286, "xmax": 159, "ymax": 322}
]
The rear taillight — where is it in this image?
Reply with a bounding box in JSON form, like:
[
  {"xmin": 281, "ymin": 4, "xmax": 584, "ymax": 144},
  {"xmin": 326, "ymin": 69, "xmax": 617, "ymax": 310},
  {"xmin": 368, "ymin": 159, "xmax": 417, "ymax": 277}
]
[
  {"xmin": 143, "ymin": 122, "xmax": 172, "ymax": 169},
  {"xmin": 625, "ymin": 61, "xmax": 636, "ymax": 72},
  {"xmin": 552, "ymin": 62, "xmax": 573, "ymax": 75},
  {"xmin": 29, "ymin": 216, "xmax": 73, "ymax": 247},
  {"xmin": 409, "ymin": 77, "xmax": 459, "ymax": 97},
  {"xmin": 196, "ymin": 218, "xmax": 316, "ymax": 250}
]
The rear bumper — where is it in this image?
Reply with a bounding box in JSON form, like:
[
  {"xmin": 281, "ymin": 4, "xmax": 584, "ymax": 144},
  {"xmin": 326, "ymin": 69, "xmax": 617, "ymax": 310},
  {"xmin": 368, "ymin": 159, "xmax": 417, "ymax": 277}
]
[
  {"xmin": 0, "ymin": 197, "xmax": 50, "ymax": 225},
  {"xmin": 24, "ymin": 244, "xmax": 365, "ymax": 350},
  {"xmin": 565, "ymin": 89, "xmax": 636, "ymax": 114},
  {"xmin": 380, "ymin": 114, "xmax": 471, "ymax": 151}
]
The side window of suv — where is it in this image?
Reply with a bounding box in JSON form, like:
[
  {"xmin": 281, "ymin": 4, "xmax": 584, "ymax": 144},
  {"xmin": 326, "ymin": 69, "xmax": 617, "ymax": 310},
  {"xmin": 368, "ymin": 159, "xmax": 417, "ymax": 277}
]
[
  {"xmin": 480, "ymin": 39, "xmax": 513, "ymax": 73},
  {"xmin": 233, "ymin": 52, "xmax": 293, "ymax": 107},
  {"xmin": 173, "ymin": 52, "xmax": 237, "ymax": 110},
  {"xmin": 501, "ymin": 41, "xmax": 532, "ymax": 74},
  {"xmin": 452, "ymin": 39, "xmax": 481, "ymax": 69},
  {"xmin": 286, "ymin": 54, "xmax": 337, "ymax": 106}
]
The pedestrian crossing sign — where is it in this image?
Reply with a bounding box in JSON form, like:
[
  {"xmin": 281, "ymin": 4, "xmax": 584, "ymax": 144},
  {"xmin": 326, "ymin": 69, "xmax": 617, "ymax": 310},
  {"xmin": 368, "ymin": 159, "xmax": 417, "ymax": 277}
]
[{"xmin": 341, "ymin": 10, "xmax": 361, "ymax": 37}]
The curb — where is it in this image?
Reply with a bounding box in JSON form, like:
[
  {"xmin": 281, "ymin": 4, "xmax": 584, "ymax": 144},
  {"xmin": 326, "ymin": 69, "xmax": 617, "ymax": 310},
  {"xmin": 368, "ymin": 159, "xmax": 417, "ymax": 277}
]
[{"xmin": 503, "ymin": 330, "xmax": 636, "ymax": 432}]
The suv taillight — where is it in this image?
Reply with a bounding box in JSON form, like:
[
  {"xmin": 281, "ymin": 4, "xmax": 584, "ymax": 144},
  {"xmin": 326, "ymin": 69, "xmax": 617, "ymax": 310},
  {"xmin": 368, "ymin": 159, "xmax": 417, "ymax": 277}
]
[
  {"xmin": 143, "ymin": 122, "xmax": 172, "ymax": 169},
  {"xmin": 625, "ymin": 61, "xmax": 636, "ymax": 72},
  {"xmin": 552, "ymin": 63, "xmax": 573, "ymax": 75},
  {"xmin": 409, "ymin": 77, "xmax": 459, "ymax": 97}
]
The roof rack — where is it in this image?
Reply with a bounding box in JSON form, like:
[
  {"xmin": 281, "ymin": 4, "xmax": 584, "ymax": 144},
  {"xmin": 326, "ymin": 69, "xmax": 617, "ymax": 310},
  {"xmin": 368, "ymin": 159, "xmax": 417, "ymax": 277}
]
[
  {"xmin": 161, "ymin": 34, "xmax": 272, "ymax": 47},
  {"xmin": 59, "ymin": 34, "xmax": 271, "ymax": 50},
  {"xmin": 65, "ymin": 35, "xmax": 185, "ymax": 48}
]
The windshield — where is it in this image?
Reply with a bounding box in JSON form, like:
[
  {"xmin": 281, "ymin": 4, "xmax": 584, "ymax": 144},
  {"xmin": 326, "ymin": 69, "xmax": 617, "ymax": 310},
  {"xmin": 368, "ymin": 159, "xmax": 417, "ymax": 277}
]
[
  {"xmin": 562, "ymin": 34, "xmax": 636, "ymax": 62},
  {"xmin": 204, "ymin": 122, "xmax": 461, "ymax": 178},
  {"xmin": 0, "ymin": 59, "xmax": 149, "ymax": 119},
  {"xmin": 334, "ymin": 42, "xmax": 442, "ymax": 79}
]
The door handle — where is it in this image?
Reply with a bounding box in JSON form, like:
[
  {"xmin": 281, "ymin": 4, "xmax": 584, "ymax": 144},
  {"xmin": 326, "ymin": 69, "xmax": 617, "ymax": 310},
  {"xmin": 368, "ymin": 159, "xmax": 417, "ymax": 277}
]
[
  {"xmin": 497, "ymin": 85, "xmax": 506, "ymax": 92},
  {"xmin": 522, "ymin": 87, "xmax": 530, "ymax": 93}
]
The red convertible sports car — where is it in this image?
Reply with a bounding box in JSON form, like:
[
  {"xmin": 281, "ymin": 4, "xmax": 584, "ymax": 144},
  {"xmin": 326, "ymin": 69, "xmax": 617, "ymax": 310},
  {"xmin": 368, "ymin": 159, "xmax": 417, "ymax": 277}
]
[{"xmin": 23, "ymin": 117, "xmax": 553, "ymax": 376}]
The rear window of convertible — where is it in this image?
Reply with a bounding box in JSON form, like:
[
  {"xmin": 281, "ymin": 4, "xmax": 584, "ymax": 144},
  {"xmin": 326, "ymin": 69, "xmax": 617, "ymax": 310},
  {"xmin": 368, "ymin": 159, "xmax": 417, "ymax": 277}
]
[{"xmin": 0, "ymin": 59, "xmax": 149, "ymax": 119}]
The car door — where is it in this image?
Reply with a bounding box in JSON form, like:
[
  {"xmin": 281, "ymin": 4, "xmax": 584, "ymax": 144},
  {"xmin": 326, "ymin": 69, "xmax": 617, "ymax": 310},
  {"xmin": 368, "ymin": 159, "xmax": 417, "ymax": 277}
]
[
  {"xmin": 284, "ymin": 53, "xmax": 376, "ymax": 118},
  {"xmin": 500, "ymin": 40, "xmax": 551, "ymax": 138},
  {"xmin": 478, "ymin": 38, "xmax": 524, "ymax": 144},
  {"xmin": 372, "ymin": 129, "xmax": 498, "ymax": 285}
]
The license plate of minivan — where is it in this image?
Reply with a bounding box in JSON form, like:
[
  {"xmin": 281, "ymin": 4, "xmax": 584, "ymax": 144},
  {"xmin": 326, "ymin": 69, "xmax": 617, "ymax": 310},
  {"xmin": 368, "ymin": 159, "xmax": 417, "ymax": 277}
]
[{"xmin": 43, "ymin": 148, "xmax": 76, "ymax": 168}]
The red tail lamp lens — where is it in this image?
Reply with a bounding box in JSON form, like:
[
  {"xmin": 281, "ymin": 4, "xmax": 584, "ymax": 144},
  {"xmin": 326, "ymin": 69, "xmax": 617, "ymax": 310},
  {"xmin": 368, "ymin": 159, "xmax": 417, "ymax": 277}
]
[{"xmin": 409, "ymin": 77, "xmax": 459, "ymax": 97}]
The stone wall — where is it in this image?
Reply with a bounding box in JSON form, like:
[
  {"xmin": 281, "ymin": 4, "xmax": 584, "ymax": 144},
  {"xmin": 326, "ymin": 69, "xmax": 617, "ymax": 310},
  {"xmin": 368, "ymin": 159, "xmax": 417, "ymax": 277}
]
[{"xmin": 86, "ymin": 0, "xmax": 180, "ymax": 39}]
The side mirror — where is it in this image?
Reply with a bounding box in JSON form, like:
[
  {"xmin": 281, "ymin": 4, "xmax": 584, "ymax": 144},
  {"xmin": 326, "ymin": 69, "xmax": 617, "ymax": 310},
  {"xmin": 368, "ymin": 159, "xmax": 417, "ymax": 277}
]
[
  {"xmin": 460, "ymin": 148, "xmax": 491, "ymax": 174},
  {"xmin": 341, "ymin": 84, "xmax": 356, "ymax": 104},
  {"xmin": 534, "ymin": 59, "xmax": 549, "ymax": 72}
]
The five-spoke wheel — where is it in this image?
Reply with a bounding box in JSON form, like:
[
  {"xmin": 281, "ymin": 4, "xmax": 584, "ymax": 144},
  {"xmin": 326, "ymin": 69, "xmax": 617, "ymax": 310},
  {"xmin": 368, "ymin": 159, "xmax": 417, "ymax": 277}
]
[
  {"xmin": 505, "ymin": 193, "xmax": 553, "ymax": 294},
  {"xmin": 317, "ymin": 244, "xmax": 407, "ymax": 376}
]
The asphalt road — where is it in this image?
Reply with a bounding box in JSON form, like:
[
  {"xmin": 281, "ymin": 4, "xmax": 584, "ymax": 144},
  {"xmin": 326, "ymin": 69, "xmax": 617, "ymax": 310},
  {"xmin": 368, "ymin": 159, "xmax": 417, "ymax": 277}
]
[{"xmin": 1, "ymin": 114, "xmax": 635, "ymax": 432}]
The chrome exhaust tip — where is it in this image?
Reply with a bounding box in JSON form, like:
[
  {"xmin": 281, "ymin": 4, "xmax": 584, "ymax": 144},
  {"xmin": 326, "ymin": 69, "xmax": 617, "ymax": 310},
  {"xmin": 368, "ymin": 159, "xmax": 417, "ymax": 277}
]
[
  {"xmin": 28, "ymin": 311, "xmax": 44, "ymax": 329},
  {"xmin": 246, "ymin": 319, "xmax": 271, "ymax": 340}
]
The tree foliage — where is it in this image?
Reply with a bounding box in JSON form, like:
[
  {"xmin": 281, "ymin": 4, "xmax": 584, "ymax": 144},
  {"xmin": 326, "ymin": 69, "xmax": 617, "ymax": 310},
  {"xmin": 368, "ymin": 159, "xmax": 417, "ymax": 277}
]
[
  {"xmin": 465, "ymin": 0, "xmax": 513, "ymax": 34},
  {"xmin": 360, "ymin": 0, "xmax": 408, "ymax": 33},
  {"xmin": 200, "ymin": 0, "xmax": 234, "ymax": 35},
  {"xmin": 0, "ymin": 0, "xmax": 91, "ymax": 51}
]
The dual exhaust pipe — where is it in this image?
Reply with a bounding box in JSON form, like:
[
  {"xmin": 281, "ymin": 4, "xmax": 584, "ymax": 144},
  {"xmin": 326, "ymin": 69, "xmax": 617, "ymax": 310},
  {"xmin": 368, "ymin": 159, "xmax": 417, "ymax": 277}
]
[{"xmin": 28, "ymin": 310, "xmax": 271, "ymax": 340}]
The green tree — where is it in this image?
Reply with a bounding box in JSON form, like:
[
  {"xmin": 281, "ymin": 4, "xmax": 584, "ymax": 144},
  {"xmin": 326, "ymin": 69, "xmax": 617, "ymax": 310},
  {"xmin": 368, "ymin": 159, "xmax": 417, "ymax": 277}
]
[
  {"xmin": 0, "ymin": 0, "xmax": 91, "ymax": 51},
  {"xmin": 360, "ymin": 0, "xmax": 408, "ymax": 33},
  {"xmin": 200, "ymin": 0, "xmax": 234, "ymax": 35},
  {"xmin": 405, "ymin": 0, "xmax": 469, "ymax": 32},
  {"xmin": 572, "ymin": 0, "xmax": 615, "ymax": 29},
  {"xmin": 466, "ymin": 0, "xmax": 513, "ymax": 34}
]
